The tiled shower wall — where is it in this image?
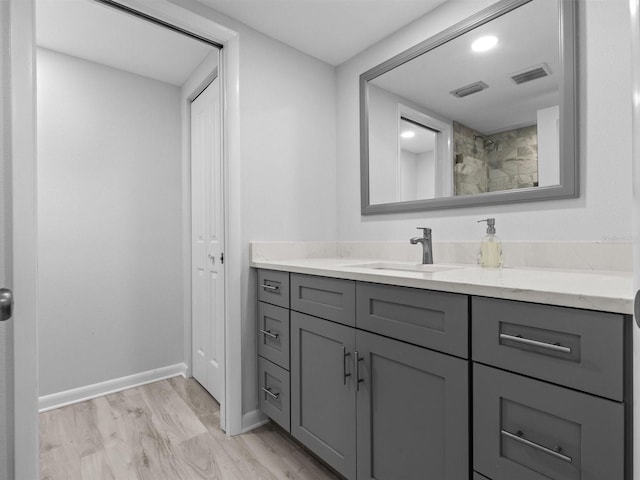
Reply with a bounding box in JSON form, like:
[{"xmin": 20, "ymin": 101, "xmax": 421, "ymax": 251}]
[
  {"xmin": 453, "ymin": 122, "xmax": 489, "ymax": 195},
  {"xmin": 453, "ymin": 121, "xmax": 538, "ymax": 195}
]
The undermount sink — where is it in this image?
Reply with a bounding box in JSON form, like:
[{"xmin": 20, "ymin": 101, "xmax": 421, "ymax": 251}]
[{"xmin": 349, "ymin": 262, "xmax": 463, "ymax": 273}]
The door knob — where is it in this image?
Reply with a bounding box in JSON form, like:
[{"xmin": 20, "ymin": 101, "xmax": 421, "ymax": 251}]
[{"xmin": 0, "ymin": 288, "xmax": 13, "ymax": 321}]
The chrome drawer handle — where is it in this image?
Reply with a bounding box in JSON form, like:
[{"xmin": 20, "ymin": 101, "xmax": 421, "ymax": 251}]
[
  {"xmin": 501, "ymin": 429, "xmax": 572, "ymax": 464},
  {"xmin": 261, "ymin": 387, "xmax": 280, "ymax": 400},
  {"xmin": 260, "ymin": 284, "xmax": 279, "ymax": 292},
  {"xmin": 260, "ymin": 329, "xmax": 279, "ymax": 339},
  {"xmin": 499, "ymin": 333, "xmax": 572, "ymax": 354},
  {"xmin": 342, "ymin": 346, "xmax": 351, "ymax": 385}
]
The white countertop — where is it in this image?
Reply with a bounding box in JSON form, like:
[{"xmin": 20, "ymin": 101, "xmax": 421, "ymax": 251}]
[{"xmin": 250, "ymin": 257, "xmax": 634, "ymax": 314}]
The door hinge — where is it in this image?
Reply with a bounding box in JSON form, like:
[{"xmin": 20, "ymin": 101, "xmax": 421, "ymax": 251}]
[{"xmin": 220, "ymin": 252, "xmax": 224, "ymax": 264}]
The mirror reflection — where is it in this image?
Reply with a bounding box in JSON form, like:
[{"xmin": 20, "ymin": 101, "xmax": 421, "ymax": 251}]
[
  {"xmin": 363, "ymin": 0, "xmax": 571, "ymax": 211},
  {"xmin": 398, "ymin": 118, "xmax": 437, "ymax": 201}
]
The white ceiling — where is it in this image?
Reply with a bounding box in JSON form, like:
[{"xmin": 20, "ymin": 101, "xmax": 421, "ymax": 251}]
[
  {"xmin": 196, "ymin": 0, "xmax": 448, "ymax": 66},
  {"xmin": 36, "ymin": 0, "xmax": 216, "ymax": 86}
]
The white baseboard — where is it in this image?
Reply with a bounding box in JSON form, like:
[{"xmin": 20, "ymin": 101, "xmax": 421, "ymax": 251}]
[
  {"xmin": 39, "ymin": 363, "xmax": 188, "ymax": 413},
  {"xmin": 241, "ymin": 409, "xmax": 269, "ymax": 433}
]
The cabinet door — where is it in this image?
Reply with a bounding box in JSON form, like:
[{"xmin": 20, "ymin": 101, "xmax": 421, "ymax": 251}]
[
  {"xmin": 356, "ymin": 330, "xmax": 469, "ymax": 480},
  {"xmin": 291, "ymin": 312, "xmax": 356, "ymax": 479}
]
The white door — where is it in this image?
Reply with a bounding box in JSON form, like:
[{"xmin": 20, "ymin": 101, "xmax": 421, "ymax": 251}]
[
  {"xmin": 191, "ymin": 78, "xmax": 225, "ymax": 403},
  {"xmin": 3, "ymin": 0, "xmax": 39, "ymax": 477},
  {"xmin": 0, "ymin": 3, "xmax": 13, "ymax": 478}
]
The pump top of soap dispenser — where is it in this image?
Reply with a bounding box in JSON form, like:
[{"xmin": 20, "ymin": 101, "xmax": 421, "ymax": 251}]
[{"xmin": 478, "ymin": 218, "xmax": 496, "ymax": 234}]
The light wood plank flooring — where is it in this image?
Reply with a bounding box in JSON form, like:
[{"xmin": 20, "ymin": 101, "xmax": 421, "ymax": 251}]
[{"xmin": 40, "ymin": 377, "xmax": 342, "ymax": 480}]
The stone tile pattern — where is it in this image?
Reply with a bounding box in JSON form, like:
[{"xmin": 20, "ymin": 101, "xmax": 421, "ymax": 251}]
[
  {"xmin": 453, "ymin": 121, "xmax": 538, "ymax": 195},
  {"xmin": 453, "ymin": 122, "xmax": 489, "ymax": 195}
]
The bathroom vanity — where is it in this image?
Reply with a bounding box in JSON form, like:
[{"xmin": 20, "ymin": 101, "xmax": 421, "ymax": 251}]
[{"xmin": 252, "ymin": 257, "xmax": 633, "ymax": 480}]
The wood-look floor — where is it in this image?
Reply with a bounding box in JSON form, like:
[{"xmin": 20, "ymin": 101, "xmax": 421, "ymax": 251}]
[{"xmin": 40, "ymin": 377, "xmax": 342, "ymax": 480}]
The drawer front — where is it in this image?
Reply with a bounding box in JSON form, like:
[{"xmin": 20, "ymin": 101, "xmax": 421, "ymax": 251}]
[
  {"xmin": 258, "ymin": 357, "xmax": 291, "ymax": 432},
  {"xmin": 290, "ymin": 274, "xmax": 355, "ymax": 326},
  {"xmin": 356, "ymin": 282, "xmax": 469, "ymax": 357},
  {"xmin": 472, "ymin": 296, "xmax": 624, "ymax": 401},
  {"xmin": 257, "ymin": 269, "xmax": 290, "ymax": 308},
  {"xmin": 257, "ymin": 302, "xmax": 290, "ymax": 370},
  {"xmin": 474, "ymin": 364, "xmax": 624, "ymax": 480}
]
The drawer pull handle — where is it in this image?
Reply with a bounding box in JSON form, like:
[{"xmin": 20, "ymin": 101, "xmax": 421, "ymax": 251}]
[
  {"xmin": 499, "ymin": 333, "xmax": 572, "ymax": 354},
  {"xmin": 261, "ymin": 387, "xmax": 280, "ymax": 400},
  {"xmin": 501, "ymin": 429, "xmax": 572, "ymax": 463},
  {"xmin": 355, "ymin": 351, "xmax": 364, "ymax": 391},
  {"xmin": 260, "ymin": 284, "xmax": 280, "ymax": 292},
  {"xmin": 260, "ymin": 329, "xmax": 279, "ymax": 339},
  {"xmin": 342, "ymin": 346, "xmax": 351, "ymax": 385}
]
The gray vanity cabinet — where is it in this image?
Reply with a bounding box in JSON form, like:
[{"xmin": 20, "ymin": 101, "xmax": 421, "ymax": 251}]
[
  {"xmin": 257, "ymin": 269, "xmax": 292, "ymax": 432},
  {"xmin": 257, "ymin": 269, "xmax": 629, "ymax": 480},
  {"xmin": 472, "ymin": 296, "xmax": 629, "ymax": 480},
  {"xmin": 290, "ymin": 311, "xmax": 357, "ymax": 480},
  {"xmin": 288, "ymin": 273, "xmax": 470, "ymax": 480},
  {"xmin": 355, "ymin": 329, "xmax": 469, "ymax": 480}
]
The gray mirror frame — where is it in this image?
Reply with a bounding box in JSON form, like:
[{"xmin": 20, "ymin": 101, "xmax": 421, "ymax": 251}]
[{"xmin": 360, "ymin": 0, "xmax": 578, "ymax": 215}]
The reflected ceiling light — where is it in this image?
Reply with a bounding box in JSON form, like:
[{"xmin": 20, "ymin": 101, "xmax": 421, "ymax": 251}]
[
  {"xmin": 401, "ymin": 130, "xmax": 415, "ymax": 139},
  {"xmin": 471, "ymin": 35, "xmax": 498, "ymax": 52}
]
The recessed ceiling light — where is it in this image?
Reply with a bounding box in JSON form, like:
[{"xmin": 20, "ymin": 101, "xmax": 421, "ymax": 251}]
[
  {"xmin": 471, "ymin": 36, "xmax": 498, "ymax": 52},
  {"xmin": 401, "ymin": 131, "xmax": 415, "ymax": 139}
]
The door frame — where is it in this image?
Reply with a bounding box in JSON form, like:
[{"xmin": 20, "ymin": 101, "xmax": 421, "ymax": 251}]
[
  {"xmin": 8, "ymin": 0, "xmax": 243, "ymax": 474},
  {"xmin": 90, "ymin": 0, "xmax": 244, "ymax": 438},
  {"xmin": 631, "ymin": 1, "xmax": 640, "ymax": 477}
]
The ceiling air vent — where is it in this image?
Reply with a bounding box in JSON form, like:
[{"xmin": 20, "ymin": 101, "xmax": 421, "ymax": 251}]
[
  {"xmin": 510, "ymin": 63, "xmax": 551, "ymax": 85},
  {"xmin": 450, "ymin": 81, "xmax": 489, "ymax": 98}
]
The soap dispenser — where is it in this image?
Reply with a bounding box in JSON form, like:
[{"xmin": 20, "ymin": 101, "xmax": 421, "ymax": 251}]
[{"xmin": 477, "ymin": 218, "xmax": 503, "ymax": 268}]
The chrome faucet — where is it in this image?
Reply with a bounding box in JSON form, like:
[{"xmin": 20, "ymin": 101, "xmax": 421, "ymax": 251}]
[{"xmin": 410, "ymin": 227, "xmax": 433, "ymax": 264}]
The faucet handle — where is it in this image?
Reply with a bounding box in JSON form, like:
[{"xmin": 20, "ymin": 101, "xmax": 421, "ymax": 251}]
[{"xmin": 416, "ymin": 227, "xmax": 432, "ymax": 237}]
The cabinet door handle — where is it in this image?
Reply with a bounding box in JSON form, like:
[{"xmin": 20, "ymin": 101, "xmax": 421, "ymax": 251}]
[
  {"xmin": 260, "ymin": 329, "xmax": 279, "ymax": 339},
  {"xmin": 355, "ymin": 351, "xmax": 364, "ymax": 391},
  {"xmin": 342, "ymin": 346, "xmax": 351, "ymax": 385},
  {"xmin": 261, "ymin": 386, "xmax": 280, "ymax": 400},
  {"xmin": 499, "ymin": 333, "xmax": 572, "ymax": 354},
  {"xmin": 501, "ymin": 429, "xmax": 572, "ymax": 463},
  {"xmin": 260, "ymin": 284, "xmax": 279, "ymax": 292}
]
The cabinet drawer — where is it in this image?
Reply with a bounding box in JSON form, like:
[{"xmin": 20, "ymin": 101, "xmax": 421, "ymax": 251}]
[
  {"xmin": 257, "ymin": 302, "xmax": 290, "ymax": 370},
  {"xmin": 257, "ymin": 269, "xmax": 290, "ymax": 308},
  {"xmin": 291, "ymin": 274, "xmax": 355, "ymax": 326},
  {"xmin": 258, "ymin": 357, "xmax": 290, "ymax": 432},
  {"xmin": 472, "ymin": 297, "xmax": 624, "ymax": 401},
  {"xmin": 474, "ymin": 364, "xmax": 624, "ymax": 480},
  {"xmin": 356, "ymin": 283, "xmax": 469, "ymax": 357}
]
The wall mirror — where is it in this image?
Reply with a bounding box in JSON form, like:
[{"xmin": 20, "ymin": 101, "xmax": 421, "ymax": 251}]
[{"xmin": 360, "ymin": 0, "xmax": 577, "ymax": 214}]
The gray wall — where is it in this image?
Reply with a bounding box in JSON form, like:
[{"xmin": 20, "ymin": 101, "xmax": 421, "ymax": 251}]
[
  {"xmin": 336, "ymin": 0, "xmax": 633, "ymax": 242},
  {"xmin": 36, "ymin": 48, "xmax": 184, "ymax": 396}
]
